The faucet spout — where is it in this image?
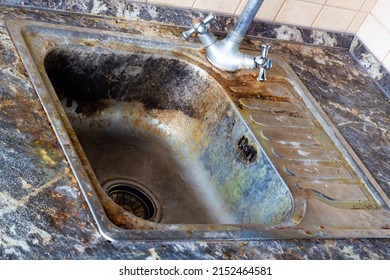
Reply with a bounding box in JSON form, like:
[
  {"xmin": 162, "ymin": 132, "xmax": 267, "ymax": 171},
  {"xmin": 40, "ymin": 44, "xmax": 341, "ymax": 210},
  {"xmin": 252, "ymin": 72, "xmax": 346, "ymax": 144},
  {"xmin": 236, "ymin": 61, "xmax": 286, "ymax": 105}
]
[
  {"xmin": 182, "ymin": 0, "xmax": 271, "ymax": 80},
  {"xmin": 201, "ymin": 34, "xmax": 256, "ymax": 71}
]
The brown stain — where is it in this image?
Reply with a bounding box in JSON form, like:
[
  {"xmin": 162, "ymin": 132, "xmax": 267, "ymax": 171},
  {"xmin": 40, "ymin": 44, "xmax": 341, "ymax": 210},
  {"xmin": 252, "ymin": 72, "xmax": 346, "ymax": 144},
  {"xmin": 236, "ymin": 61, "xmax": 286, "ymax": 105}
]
[
  {"xmin": 44, "ymin": 40, "xmax": 57, "ymax": 49},
  {"xmin": 277, "ymin": 252, "xmax": 303, "ymax": 260},
  {"xmin": 227, "ymin": 74, "xmax": 301, "ymax": 117},
  {"xmin": 4, "ymin": 89, "xmax": 64, "ymax": 168},
  {"xmin": 44, "ymin": 47, "xmax": 211, "ymax": 119},
  {"xmin": 306, "ymin": 230, "xmax": 313, "ymax": 235},
  {"xmin": 82, "ymin": 40, "xmax": 99, "ymax": 47}
]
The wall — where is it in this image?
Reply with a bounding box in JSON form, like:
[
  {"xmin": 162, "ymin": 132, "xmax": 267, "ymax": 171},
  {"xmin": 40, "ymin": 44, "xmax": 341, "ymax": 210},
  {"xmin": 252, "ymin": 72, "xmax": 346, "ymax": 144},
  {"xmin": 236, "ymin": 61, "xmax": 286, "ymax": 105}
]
[
  {"xmin": 135, "ymin": 0, "xmax": 377, "ymax": 33},
  {"xmin": 357, "ymin": 0, "xmax": 390, "ymax": 71}
]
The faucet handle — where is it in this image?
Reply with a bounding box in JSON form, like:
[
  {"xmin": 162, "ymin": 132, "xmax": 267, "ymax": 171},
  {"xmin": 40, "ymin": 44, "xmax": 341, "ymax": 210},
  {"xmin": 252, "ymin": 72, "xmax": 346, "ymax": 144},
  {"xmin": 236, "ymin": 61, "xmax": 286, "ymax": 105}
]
[
  {"xmin": 182, "ymin": 14, "xmax": 217, "ymax": 40},
  {"xmin": 261, "ymin": 44, "xmax": 270, "ymax": 57},
  {"xmin": 202, "ymin": 13, "xmax": 218, "ymax": 26},
  {"xmin": 254, "ymin": 44, "xmax": 272, "ymax": 82}
]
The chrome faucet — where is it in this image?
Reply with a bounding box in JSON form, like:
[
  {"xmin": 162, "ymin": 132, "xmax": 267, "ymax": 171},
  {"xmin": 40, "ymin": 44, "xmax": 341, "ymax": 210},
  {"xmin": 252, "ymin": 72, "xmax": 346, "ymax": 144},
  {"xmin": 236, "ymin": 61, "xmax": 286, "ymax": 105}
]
[{"xmin": 182, "ymin": 0, "xmax": 272, "ymax": 81}]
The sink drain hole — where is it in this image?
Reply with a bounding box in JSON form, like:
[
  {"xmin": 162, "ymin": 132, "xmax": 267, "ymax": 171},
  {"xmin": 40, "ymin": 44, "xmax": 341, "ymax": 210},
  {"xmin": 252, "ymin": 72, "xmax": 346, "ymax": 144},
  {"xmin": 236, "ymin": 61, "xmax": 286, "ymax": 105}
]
[{"xmin": 106, "ymin": 183, "xmax": 158, "ymax": 221}]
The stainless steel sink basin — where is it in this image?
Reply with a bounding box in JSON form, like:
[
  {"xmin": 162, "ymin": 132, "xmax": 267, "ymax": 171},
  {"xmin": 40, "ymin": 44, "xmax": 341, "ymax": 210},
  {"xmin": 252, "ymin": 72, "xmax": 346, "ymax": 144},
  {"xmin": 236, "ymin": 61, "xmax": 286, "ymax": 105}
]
[
  {"xmin": 7, "ymin": 19, "xmax": 390, "ymax": 241},
  {"xmin": 44, "ymin": 46, "xmax": 294, "ymax": 226}
]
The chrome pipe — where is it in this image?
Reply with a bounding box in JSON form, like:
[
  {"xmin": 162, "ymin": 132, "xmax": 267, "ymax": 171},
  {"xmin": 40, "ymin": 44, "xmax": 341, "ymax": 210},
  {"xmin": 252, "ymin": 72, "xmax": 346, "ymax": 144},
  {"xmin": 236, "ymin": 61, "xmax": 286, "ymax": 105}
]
[
  {"xmin": 229, "ymin": 0, "xmax": 264, "ymax": 43},
  {"xmin": 182, "ymin": 0, "xmax": 271, "ymax": 79}
]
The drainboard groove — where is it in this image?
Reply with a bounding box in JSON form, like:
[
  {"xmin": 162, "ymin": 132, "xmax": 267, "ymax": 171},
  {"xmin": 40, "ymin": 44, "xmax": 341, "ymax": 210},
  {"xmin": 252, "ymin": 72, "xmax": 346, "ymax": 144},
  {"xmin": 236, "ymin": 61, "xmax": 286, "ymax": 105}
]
[
  {"xmin": 261, "ymin": 128, "xmax": 319, "ymax": 146},
  {"xmin": 296, "ymin": 182, "xmax": 369, "ymax": 202},
  {"xmin": 239, "ymin": 98, "xmax": 303, "ymax": 114},
  {"xmin": 250, "ymin": 112, "xmax": 315, "ymax": 128},
  {"xmin": 230, "ymin": 83, "xmax": 294, "ymax": 99},
  {"xmin": 295, "ymin": 184, "xmax": 376, "ymax": 209},
  {"xmin": 284, "ymin": 164, "xmax": 353, "ymax": 179},
  {"xmin": 271, "ymin": 146, "xmax": 340, "ymax": 161}
]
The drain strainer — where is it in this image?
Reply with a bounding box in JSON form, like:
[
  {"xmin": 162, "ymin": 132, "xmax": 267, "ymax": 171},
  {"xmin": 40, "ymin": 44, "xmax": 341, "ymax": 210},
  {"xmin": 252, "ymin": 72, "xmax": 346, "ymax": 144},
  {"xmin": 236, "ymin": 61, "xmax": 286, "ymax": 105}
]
[{"xmin": 105, "ymin": 181, "xmax": 159, "ymax": 221}]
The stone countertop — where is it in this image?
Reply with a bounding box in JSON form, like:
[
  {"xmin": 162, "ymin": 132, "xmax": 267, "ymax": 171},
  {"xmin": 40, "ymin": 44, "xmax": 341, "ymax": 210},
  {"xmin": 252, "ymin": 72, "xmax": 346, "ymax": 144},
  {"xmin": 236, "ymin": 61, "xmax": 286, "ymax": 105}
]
[{"xmin": 0, "ymin": 4, "xmax": 390, "ymax": 259}]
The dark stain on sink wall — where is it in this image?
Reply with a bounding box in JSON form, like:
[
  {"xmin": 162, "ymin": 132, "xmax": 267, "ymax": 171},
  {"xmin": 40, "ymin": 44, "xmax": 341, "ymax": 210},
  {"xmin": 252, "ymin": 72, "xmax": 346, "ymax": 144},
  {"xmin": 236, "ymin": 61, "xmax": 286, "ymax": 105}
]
[{"xmin": 44, "ymin": 46, "xmax": 214, "ymax": 119}]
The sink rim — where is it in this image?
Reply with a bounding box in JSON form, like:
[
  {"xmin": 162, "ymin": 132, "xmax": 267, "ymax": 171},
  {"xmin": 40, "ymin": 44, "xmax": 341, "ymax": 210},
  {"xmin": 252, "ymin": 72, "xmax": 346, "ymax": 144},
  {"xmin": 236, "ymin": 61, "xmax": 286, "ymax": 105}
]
[{"xmin": 7, "ymin": 19, "xmax": 390, "ymax": 241}]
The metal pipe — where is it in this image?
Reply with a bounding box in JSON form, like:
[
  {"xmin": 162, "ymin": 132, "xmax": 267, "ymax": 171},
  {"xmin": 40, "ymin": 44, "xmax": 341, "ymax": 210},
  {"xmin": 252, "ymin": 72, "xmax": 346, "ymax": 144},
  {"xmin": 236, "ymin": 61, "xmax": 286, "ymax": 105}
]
[
  {"xmin": 182, "ymin": 0, "xmax": 270, "ymax": 76},
  {"xmin": 229, "ymin": 0, "xmax": 264, "ymax": 42}
]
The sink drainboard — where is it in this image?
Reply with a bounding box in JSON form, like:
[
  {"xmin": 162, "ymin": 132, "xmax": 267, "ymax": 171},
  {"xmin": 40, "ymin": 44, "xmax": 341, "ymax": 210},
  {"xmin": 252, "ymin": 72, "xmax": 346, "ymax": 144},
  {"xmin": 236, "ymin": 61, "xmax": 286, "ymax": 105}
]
[{"xmin": 231, "ymin": 80, "xmax": 379, "ymax": 210}]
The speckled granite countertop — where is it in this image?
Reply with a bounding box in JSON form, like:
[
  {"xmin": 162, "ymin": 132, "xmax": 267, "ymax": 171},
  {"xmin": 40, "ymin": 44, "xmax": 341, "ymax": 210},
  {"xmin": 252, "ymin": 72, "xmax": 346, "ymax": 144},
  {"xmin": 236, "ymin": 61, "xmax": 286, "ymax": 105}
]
[{"xmin": 0, "ymin": 2, "xmax": 390, "ymax": 259}]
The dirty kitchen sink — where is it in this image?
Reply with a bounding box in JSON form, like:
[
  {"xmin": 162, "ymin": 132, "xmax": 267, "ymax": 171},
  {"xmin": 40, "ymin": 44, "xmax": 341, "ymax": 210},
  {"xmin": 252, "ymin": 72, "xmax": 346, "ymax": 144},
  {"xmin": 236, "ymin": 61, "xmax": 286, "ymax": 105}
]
[{"xmin": 7, "ymin": 19, "xmax": 390, "ymax": 241}]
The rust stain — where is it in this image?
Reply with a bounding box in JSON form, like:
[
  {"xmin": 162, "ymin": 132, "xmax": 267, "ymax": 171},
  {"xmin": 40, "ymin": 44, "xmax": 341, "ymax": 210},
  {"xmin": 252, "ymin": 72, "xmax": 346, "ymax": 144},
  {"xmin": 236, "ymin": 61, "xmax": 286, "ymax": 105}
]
[
  {"xmin": 38, "ymin": 148, "xmax": 56, "ymax": 166},
  {"xmin": 351, "ymin": 108, "xmax": 360, "ymax": 115},
  {"xmin": 82, "ymin": 40, "xmax": 99, "ymax": 47}
]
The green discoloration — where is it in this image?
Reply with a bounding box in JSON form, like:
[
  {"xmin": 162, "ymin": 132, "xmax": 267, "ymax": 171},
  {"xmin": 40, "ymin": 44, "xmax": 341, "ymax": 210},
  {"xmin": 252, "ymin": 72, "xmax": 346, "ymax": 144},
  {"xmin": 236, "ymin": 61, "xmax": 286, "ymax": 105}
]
[{"xmin": 199, "ymin": 108, "xmax": 293, "ymax": 225}]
